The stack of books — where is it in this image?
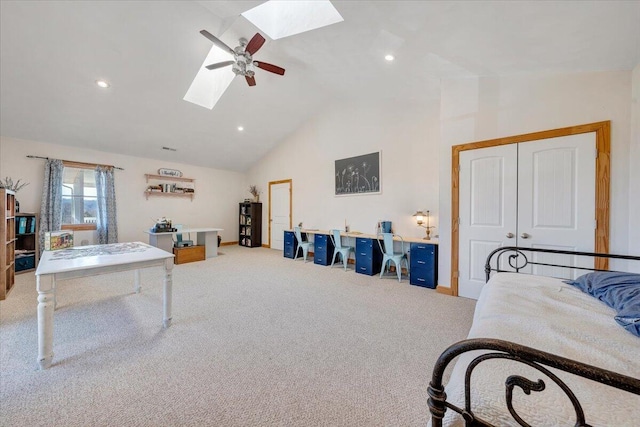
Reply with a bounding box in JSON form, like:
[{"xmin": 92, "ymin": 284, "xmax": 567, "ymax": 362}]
[{"xmin": 15, "ymin": 216, "xmax": 36, "ymax": 234}]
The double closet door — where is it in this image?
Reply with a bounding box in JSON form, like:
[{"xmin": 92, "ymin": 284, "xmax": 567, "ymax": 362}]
[{"xmin": 458, "ymin": 133, "xmax": 596, "ymax": 299}]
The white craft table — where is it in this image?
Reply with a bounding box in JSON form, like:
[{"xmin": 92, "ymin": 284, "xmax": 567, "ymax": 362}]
[
  {"xmin": 144, "ymin": 228, "xmax": 223, "ymax": 258},
  {"xmin": 34, "ymin": 242, "xmax": 174, "ymax": 370}
]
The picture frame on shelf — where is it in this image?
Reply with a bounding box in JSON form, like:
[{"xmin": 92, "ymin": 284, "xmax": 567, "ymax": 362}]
[{"xmin": 157, "ymin": 168, "xmax": 183, "ymax": 178}]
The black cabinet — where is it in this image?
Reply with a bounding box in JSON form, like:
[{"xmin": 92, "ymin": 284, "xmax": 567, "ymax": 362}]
[
  {"xmin": 239, "ymin": 202, "xmax": 262, "ymax": 248},
  {"xmin": 409, "ymin": 242, "xmax": 438, "ymax": 288},
  {"xmin": 284, "ymin": 230, "xmax": 299, "ymax": 259},
  {"xmin": 355, "ymin": 237, "xmax": 383, "ymax": 275},
  {"xmin": 313, "ymin": 233, "xmax": 334, "ymax": 266}
]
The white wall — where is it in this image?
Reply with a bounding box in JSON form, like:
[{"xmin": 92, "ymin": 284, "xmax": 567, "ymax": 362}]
[
  {"xmin": 2, "ymin": 69, "xmax": 637, "ymax": 280},
  {"xmin": 629, "ymin": 64, "xmax": 640, "ymax": 268},
  {"xmin": 0, "ymin": 136, "xmax": 245, "ymax": 245},
  {"xmin": 438, "ymin": 70, "xmax": 634, "ymax": 288},
  {"xmin": 246, "ymin": 100, "xmax": 441, "ymax": 244}
]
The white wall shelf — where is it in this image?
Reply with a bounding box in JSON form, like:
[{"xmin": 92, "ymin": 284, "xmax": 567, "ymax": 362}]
[{"xmin": 144, "ymin": 174, "xmax": 195, "ymax": 201}]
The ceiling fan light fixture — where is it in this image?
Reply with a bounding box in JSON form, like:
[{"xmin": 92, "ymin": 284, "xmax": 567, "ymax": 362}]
[
  {"xmin": 237, "ymin": 126, "xmax": 244, "ymax": 131},
  {"xmin": 384, "ymin": 54, "xmax": 395, "ymax": 61},
  {"xmin": 189, "ymin": 30, "xmax": 285, "ymax": 108},
  {"xmin": 95, "ymin": 79, "xmax": 110, "ymax": 88},
  {"xmin": 232, "ymin": 62, "xmax": 243, "ymax": 76}
]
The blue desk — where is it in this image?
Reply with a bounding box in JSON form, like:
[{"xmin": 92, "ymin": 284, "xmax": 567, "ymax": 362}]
[
  {"xmin": 313, "ymin": 233, "xmax": 335, "ymax": 266},
  {"xmin": 283, "ymin": 230, "xmax": 336, "ymax": 265},
  {"xmin": 283, "ymin": 229, "xmax": 439, "ymax": 284},
  {"xmin": 355, "ymin": 236, "xmax": 383, "ymax": 275},
  {"xmin": 283, "ymin": 230, "xmax": 299, "ymax": 259},
  {"xmin": 409, "ymin": 242, "xmax": 438, "ymax": 288}
]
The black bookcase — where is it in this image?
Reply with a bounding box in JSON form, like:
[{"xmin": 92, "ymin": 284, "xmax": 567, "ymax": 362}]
[
  {"xmin": 239, "ymin": 202, "xmax": 262, "ymax": 248},
  {"xmin": 15, "ymin": 213, "xmax": 38, "ymax": 273}
]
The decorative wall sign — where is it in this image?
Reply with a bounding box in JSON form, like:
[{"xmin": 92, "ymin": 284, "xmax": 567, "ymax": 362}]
[
  {"xmin": 158, "ymin": 168, "xmax": 183, "ymax": 178},
  {"xmin": 335, "ymin": 151, "xmax": 381, "ymax": 195}
]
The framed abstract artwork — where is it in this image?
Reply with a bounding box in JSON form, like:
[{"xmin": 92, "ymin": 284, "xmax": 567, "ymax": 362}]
[{"xmin": 334, "ymin": 151, "xmax": 381, "ymax": 196}]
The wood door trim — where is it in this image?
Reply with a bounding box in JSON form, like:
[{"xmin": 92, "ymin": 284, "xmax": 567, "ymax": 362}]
[
  {"xmin": 436, "ymin": 286, "xmax": 454, "ymax": 296},
  {"xmin": 451, "ymin": 121, "xmax": 610, "ymax": 296},
  {"xmin": 268, "ymin": 179, "xmax": 293, "ymax": 249}
]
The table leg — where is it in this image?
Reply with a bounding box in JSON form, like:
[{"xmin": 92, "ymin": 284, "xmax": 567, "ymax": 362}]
[
  {"xmin": 163, "ymin": 258, "xmax": 174, "ymax": 328},
  {"xmin": 134, "ymin": 269, "xmax": 141, "ymax": 293},
  {"xmin": 199, "ymin": 231, "xmax": 218, "ymax": 258},
  {"xmin": 36, "ymin": 275, "xmax": 55, "ymax": 370},
  {"xmin": 52, "ymin": 276, "xmax": 57, "ymax": 309}
]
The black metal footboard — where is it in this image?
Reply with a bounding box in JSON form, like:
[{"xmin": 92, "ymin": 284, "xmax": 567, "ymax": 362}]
[
  {"xmin": 427, "ymin": 247, "xmax": 640, "ymax": 426},
  {"xmin": 427, "ymin": 338, "xmax": 640, "ymax": 427}
]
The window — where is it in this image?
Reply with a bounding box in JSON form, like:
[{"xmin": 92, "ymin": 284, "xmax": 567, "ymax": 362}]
[{"xmin": 61, "ymin": 166, "xmax": 97, "ymax": 230}]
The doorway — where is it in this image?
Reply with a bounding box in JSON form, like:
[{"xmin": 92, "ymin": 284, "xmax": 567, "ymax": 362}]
[
  {"xmin": 269, "ymin": 179, "xmax": 292, "ymax": 250},
  {"xmin": 451, "ymin": 121, "xmax": 610, "ymax": 297}
]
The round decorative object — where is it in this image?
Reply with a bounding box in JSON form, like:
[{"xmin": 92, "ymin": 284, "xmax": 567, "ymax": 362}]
[{"xmin": 158, "ymin": 168, "xmax": 183, "ymax": 178}]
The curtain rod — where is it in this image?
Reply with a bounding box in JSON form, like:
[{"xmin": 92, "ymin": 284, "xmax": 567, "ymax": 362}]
[{"xmin": 26, "ymin": 155, "xmax": 124, "ymax": 170}]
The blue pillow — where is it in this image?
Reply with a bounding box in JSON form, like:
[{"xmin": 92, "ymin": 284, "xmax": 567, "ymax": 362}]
[{"xmin": 565, "ymin": 272, "xmax": 640, "ymax": 337}]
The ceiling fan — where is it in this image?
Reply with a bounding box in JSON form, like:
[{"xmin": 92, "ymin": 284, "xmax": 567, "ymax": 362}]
[{"xmin": 199, "ymin": 30, "xmax": 285, "ymax": 87}]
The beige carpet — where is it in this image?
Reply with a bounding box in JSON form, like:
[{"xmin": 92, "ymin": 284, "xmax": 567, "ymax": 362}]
[{"xmin": 0, "ymin": 245, "xmax": 475, "ymax": 426}]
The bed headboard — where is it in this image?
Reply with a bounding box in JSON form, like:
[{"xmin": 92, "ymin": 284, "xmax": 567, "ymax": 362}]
[{"xmin": 484, "ymin": 246, "xmax": 640, "ymax": 283}]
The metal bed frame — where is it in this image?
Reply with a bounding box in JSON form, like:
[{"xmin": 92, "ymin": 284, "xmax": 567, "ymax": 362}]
[{"xmin": 428, "ymin": 246, "xmax": 640, "ymax": 427}]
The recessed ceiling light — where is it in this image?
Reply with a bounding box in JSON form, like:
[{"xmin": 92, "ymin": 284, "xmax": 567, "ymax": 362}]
[
  {"xmin": 95, "ymin": 80, "xmax": 110, "ymax": 88},
  {"xmin": 237, "ymin": 126, "xmax": 244, "ymax": 131},
  {"xmin": 384, "ymin": 54, "xmax": 394, "ymax": 61}
]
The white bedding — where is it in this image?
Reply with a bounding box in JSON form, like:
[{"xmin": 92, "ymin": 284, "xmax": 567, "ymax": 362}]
[{"xmin": 440, "ymin": 273, "xmax": 640, "ymax": 427}]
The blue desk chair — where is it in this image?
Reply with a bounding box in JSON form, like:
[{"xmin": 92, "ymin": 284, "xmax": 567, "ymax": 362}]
[
  {"xmin": 173, "ymin": 224, "xmax": 193, "ymax": 248},
  {"xmin": 330, "ymin": 229, "xmax": 354, "ymax": 271},
  {"xmin": 293, "ymin": 226, "xmax": 313, "ymax": 262},
  {"xmin": 377, "ymin": 233, "xmax": 408, "ymax": 282}
]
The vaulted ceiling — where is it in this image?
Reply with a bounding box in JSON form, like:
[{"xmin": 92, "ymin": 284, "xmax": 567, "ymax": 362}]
[{"xmin": 1, "ymin": 1, "xmax": 639, "ymax": 171}]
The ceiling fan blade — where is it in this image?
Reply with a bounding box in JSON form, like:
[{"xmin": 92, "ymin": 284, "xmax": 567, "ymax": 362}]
[
  {"xmin": 245, "ymin": 33, "xmax": 266, "ymax": 56},
  {"xmin": 245, "ymin": 75, "xmax": 256, "ymax": 87},
  {"xmin": 200, "ymin": 30, "xmax": 235, "ymax": 56},
  {"xmin": 254, "ymin": 61, "xmax": 285, "ymax": 76},
  {"xmin": 205, "ymin": 60, "xmax": 235, "ymax": 71}
]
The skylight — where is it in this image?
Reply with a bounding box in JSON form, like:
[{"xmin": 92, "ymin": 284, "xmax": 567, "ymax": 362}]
[
  {"xmin": 242, "ymin": 0, "xmax": 344, "ymax": 40},
  {"xmin": 183, "ymin": 45, "xmax": 235, "ymax": 110}
]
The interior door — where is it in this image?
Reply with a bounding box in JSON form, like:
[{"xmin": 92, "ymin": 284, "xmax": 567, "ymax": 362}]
[
  {"xmin": 458, "ymin": 134, "xmax": 596, "ymax": 299},
  {"xmin": 459, "ymin": 144, "xmax": 518, "ymax": 299},
  {"xmin": 517, "ymin": 133, "xmax": 596, "ymax": 277},
  {"xmin": 269, "ymin": 181, "xmax": 291, "ymax": 250}
]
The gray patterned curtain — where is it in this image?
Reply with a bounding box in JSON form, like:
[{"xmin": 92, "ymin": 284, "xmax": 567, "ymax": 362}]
[
  {"xmin": 95, "ymin": 166, "xmax": 118, "ymax": 244},
  {"xmin": 39, "ymin": 159, "xmax": 64, "ymax": 257}
]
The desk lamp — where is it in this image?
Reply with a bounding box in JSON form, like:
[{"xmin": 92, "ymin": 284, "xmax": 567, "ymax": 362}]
[{"xmin": 413, "ymin": 210, "xmax": 435, "ymax": 240}]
